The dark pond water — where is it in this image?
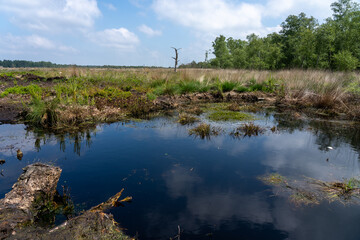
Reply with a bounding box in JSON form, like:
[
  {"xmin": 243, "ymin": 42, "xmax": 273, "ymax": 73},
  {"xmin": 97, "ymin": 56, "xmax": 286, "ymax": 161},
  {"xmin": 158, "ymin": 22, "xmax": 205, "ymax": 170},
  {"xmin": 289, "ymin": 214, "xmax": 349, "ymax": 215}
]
[{"xmin": 1, "ymin": 111, "xmax": 360, "ymax": 240}]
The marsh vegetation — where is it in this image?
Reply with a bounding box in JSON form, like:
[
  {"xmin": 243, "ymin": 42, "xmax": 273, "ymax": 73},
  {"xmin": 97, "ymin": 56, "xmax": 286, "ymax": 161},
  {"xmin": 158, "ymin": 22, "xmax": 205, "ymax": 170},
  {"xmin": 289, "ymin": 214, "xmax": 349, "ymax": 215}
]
[{"xmin": 1, "ymin": 68, "xmax": 360, "ymax": 130}]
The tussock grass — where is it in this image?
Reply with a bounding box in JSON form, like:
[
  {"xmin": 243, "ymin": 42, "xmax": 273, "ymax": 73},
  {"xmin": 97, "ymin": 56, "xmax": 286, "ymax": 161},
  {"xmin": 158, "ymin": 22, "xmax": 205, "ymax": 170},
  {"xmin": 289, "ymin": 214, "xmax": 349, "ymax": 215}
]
[
  {"xmin": 178, "ymin": 113, "xmax": 199, "ymax": 125},
  {"xmin": 231, "ymin": 122, "xmax": 265, "ymax": 137},
  {"xmin": 189, "ymin": 123, "xmax": 221, "ymax": 139}
]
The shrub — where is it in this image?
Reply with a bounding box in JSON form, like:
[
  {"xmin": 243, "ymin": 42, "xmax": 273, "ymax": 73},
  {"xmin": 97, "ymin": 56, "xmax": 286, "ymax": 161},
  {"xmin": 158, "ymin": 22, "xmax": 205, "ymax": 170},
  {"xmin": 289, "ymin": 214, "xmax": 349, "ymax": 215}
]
[{"xmin": 333, "ymin": 50, "xmax": 359, "ymax": 71}]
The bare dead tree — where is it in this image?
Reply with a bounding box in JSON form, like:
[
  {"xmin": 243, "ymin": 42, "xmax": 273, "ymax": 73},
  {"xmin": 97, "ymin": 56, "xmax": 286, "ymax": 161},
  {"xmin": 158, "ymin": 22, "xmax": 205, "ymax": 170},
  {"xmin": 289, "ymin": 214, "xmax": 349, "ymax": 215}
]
[{"xmin": 172, "ymin": 47, "xmax": 181, "ymax": 72}]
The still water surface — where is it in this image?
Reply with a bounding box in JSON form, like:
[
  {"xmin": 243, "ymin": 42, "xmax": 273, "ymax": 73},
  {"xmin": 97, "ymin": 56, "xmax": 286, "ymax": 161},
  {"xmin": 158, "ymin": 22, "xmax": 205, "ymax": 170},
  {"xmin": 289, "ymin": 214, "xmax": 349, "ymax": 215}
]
[{"xmin": 1, "ymin": 113, "xmax": 360, "ymax": 239}]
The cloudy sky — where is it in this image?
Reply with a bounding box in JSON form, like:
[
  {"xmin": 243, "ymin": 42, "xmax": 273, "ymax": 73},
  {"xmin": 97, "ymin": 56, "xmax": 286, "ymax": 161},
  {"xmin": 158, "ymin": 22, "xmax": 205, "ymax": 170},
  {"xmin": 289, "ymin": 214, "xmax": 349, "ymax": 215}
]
[{"xmin": 0, "ymin": 0, "xmax": 350, "ymax": 66}]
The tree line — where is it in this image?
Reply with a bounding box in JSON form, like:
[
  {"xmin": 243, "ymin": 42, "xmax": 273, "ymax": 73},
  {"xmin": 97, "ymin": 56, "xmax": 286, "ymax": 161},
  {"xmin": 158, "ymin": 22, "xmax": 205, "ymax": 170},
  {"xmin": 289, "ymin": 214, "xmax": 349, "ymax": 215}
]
[
  {"xmin": 0, "ymin": 60, "xmax": 162, "ymax": 69},
  {"xmin": 180, "ymin": 0, "xmax": 360, "ymax": 71}
]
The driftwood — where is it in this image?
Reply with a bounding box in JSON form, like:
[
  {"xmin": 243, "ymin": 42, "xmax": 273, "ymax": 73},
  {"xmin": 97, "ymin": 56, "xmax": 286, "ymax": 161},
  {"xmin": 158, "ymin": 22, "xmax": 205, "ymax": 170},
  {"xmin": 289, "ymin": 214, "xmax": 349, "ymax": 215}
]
[{"xmin": 0, "ymin": 163, "xmax": 132, "ymax": 240}]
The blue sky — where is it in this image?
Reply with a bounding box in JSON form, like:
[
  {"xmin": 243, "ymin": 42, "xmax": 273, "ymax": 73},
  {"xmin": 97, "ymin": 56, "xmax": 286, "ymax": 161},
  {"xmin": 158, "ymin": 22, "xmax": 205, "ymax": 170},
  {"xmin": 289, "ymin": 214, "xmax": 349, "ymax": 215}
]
[{"xmin": 0, "ymin": 0, "xmax": 355, "ymax": 67}]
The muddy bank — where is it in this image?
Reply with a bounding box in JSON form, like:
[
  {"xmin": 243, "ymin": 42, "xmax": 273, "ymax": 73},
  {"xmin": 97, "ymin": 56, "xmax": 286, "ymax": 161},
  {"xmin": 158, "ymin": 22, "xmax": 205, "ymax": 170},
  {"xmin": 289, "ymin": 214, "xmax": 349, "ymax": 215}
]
[
  {"xmin": 1, "ymin": 90, "xmax": 359, "ymax": 127},
  {"xmin": 0, "ymin": 163, "xmax": 131, "ymax": 240}
]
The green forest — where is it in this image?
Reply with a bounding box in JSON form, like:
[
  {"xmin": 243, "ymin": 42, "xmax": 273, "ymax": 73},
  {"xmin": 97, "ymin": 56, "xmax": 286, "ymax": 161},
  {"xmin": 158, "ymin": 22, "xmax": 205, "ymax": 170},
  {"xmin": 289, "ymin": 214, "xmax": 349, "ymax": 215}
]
[{"xmin": 181, "ymin": 0, "xmax": 360, "ymax": 71}]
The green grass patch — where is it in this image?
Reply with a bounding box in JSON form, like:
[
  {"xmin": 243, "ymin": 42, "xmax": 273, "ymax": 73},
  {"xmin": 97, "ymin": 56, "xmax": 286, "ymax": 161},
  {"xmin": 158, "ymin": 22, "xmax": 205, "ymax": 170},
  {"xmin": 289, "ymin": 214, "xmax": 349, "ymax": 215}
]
[
  {"xmin": 221, "ymin": 81, "xmax": 238, "ymax": 92},
  {"xmin": 234, "ymin": 86, "xmax": 250, "ymax": 93},
  {"xmin": 0, "ymin": 84, "xmax": 43, "ymax": 98},
  {"xmin": 207, "ymin": 110, "xmax": 255, "ymax": 121},
  {"xmin": 177, "ymin": 80, "xmax": 209, "ymax": 94},
  {"xmin": 152, "ymin": 84, "xmax": 178, "ymax": 96}
]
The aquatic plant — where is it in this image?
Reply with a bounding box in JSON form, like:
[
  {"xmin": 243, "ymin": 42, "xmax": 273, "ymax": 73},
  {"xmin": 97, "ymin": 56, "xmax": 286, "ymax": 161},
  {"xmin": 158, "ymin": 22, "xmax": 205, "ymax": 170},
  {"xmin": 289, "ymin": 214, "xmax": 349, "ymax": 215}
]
[
  {"xmin": 189, "ymin": 123, "xmax": 220, "ymax": 139},
  {"xmin": 290, "ymin": 191, "xmax": 319, "ymax": 206},
  {"xmin": 178, "ymin": 113, "xmax": 199, "ymax": 125},
  {"xmin": 259, "ymin": 173, "xmax": 287, "ymax": 185},
  {"xmin": 270, "ymin": 126, "xmax": 277, "ymax": 133},
  {"xmin": 208, "ymin": 111, "xmax": 254, "ymax": 121},
  {"xmin": 316, "ymin": 177, "xmax": 360, "ymax": 201},
  {"xmin": 231, "ymin": 122, "xmax": 265, "ymax": 137},
  {"xmin": 260, "ymin": 173, "xmax": 360, "ymax": 206}
]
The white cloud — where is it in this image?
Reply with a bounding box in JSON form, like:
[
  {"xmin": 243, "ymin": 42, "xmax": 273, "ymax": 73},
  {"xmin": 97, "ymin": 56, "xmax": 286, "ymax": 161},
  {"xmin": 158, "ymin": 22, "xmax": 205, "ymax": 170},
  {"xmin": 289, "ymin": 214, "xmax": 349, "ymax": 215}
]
[
  {"xmin": 264, "ymin": 0, "xmax": 334, "ymax": 19},
  {"xmin": 138, "ymin": 24, "xmax": 162, "ymax": 37},
  {"xmin": 0, "ymin": 0, "xmax": 101, "ymax": 32},
  {"xmin": 129, "ymin": 0, "xmax": 150, "ymax": 8},
  {"xmin": 0, "ymin": 34, "xmax": 76, "ymax": 53},
  {"xmin": 152, "ymin": 0, "xmax": 263, "ymax": 33},
  {"xmin": 26, "ymin": 35, "xmax": 55, "ymax": 49},
  {"xmin": 104, "ymin": 3, "xmax": 117, "ymax": 11},
  {"xmin": 90, "ymin": 28, "xmax": 140, "ymax": 50},
  {"xmin": 151, "ymin": 0, "xmax": 353, "ymax": 39}
]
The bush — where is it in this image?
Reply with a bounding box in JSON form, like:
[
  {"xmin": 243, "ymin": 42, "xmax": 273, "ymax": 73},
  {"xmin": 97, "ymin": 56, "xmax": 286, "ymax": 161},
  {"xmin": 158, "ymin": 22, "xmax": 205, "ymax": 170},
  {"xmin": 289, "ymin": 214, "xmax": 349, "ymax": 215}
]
[{"xmin": 333, "ymin": 50, "xmax": 359, "ymax": 71}]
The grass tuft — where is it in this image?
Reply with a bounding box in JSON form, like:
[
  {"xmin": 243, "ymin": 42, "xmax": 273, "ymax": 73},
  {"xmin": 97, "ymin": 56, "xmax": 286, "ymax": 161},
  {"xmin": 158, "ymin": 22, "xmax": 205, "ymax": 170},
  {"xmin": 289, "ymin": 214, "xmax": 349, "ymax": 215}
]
[
  {"xmin": 231, "ymin": 122, "xmax": 265, "ymax": 137},
  {"xmin": 178, "ymin": 113, "xmax": 199, "ymax": 125},
  {"xmin": 189, "ymin": 123, "xmax": 220, "ymax": 139}
]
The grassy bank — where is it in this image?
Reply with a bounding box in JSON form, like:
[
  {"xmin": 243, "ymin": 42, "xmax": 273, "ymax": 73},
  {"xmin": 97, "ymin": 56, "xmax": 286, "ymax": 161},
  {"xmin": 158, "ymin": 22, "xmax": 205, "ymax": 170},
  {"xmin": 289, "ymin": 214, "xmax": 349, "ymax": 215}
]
[{"xmin": 0, "ymin": 67, "xmax": 360, "ymax": 129}]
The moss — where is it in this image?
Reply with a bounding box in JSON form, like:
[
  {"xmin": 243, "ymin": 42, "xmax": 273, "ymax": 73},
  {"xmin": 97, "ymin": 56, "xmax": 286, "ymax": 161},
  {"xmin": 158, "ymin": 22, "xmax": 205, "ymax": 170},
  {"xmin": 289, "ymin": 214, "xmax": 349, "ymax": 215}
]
[
  {"xmin": 259, "ymin": 173, "xmax": 287, "ymax": 185},
  {"xmin": 227, "ymin": 103, "xmax": 241, "ymax": 111},
  {"xmin": 208, "ymin": 111, "xmax": 255, "ymax": 121}
]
